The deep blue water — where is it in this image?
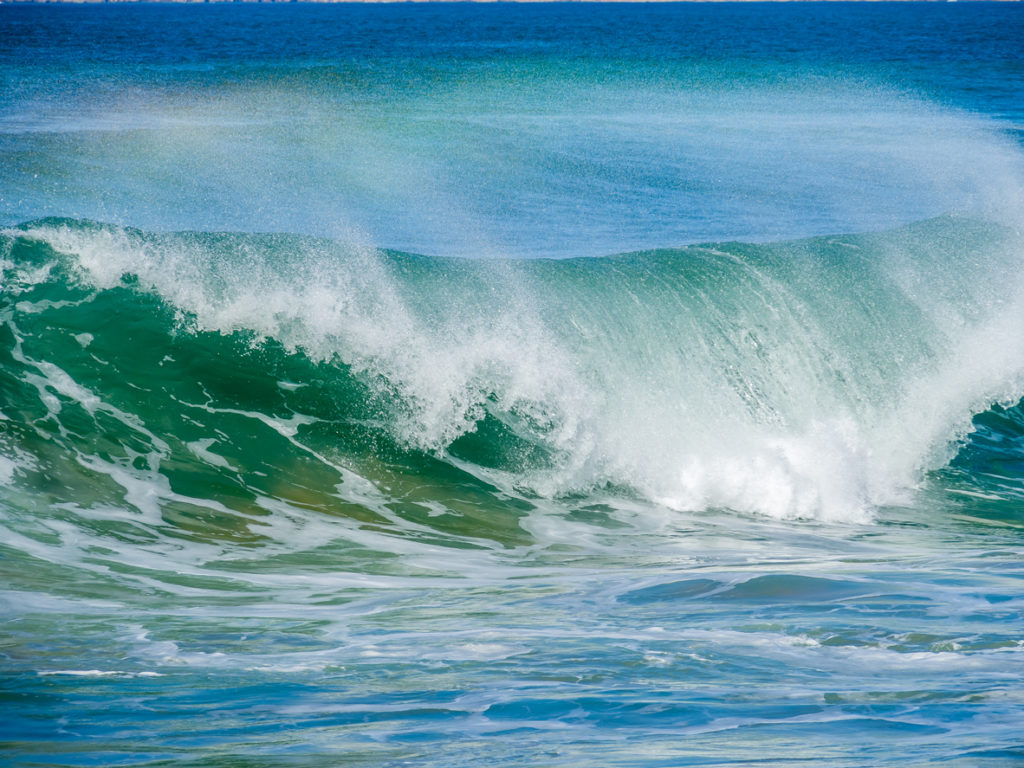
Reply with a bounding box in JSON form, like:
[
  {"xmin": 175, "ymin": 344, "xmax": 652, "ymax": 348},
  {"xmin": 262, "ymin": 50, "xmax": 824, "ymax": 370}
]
[{"xmin": 2, "ymin": 4, "xmax": 1024, "ymax": 767}]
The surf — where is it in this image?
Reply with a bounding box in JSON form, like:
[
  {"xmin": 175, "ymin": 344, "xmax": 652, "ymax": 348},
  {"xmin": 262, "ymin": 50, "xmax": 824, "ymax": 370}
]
[{"xmin": 3, "ymin": 214, "xmax": 1024, "ymax": 530}]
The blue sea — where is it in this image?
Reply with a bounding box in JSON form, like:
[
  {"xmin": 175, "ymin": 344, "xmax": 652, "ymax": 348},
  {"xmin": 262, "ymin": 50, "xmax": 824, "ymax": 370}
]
[{"xmin": 2, "ymin": 3, "xmax": 1024, "ymax": 766}]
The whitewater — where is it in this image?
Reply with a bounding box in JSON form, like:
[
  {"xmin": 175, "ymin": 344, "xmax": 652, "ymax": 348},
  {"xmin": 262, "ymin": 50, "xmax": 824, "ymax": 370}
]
[{"xmin": 2, "ymin": 4, "xmax": 1024, "ymax": 766}]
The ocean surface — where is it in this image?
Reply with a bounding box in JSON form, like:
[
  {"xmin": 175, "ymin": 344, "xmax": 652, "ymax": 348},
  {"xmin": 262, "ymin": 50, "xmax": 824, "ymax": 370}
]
[{"xmin": 2, "ymin": 3, "xmax": 1024, "ymax": 766}]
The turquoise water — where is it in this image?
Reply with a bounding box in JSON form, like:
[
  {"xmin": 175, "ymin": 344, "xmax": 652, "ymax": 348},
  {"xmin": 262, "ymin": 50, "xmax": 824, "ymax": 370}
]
[{"xmin": 2, "ymin": 4, "xmax": 1024, "ymax": 766}]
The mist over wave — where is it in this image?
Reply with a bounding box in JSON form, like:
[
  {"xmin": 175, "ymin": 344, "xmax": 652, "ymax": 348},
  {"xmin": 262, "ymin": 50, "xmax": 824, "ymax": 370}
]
[{"xmin": 5, "ymin": 37, "xmax": 1024, "ymax": 259}]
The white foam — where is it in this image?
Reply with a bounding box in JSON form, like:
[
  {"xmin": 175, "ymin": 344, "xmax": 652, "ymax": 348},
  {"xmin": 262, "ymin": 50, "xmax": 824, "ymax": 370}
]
[
  {"xmin": 37, "ymin": 669, "xmax": 163, "ymax": 678},
  {"xmin": 0, "ymin": 455, "xmax": 17, "ymax": 486},
  {"xmin": 186, "ymin": 438, "xmax": 235, "ymax": 470}
]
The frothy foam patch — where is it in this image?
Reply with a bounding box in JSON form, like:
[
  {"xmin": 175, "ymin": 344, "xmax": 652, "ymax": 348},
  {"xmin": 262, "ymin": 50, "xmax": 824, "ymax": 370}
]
[
  {"xmin": 0, "ymin": 455, "xmax": 18, "ymax": 487},
  {"xmin": 649, "ymin": 420, "xmax": 877, "ymax": 523}
]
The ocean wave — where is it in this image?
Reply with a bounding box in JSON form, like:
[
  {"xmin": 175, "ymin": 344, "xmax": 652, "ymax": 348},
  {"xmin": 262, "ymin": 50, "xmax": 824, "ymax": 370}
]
[{"xmin": 2, "ymin": 215, "xmax": 1024, "ymax": 527}]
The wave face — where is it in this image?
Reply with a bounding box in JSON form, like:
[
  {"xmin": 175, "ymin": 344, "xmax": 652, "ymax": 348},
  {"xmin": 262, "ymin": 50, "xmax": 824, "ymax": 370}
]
[
  {"xmin": 3, "ymin": 215, "xmax": 1024, "ymax": 529},
  {"xmin": 4, "ymin": 5, "xmax": 1024, "ymax": 768}
]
